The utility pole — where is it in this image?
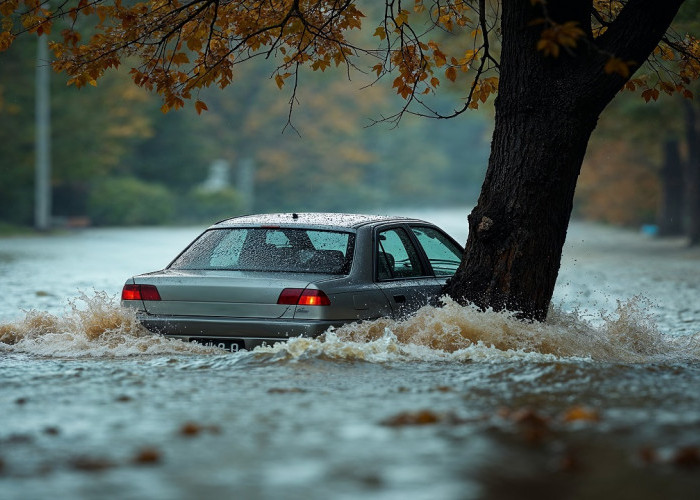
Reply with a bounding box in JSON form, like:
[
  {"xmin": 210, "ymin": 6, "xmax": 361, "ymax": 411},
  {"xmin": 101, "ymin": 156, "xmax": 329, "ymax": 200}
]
[{"xmin": 34, "ymin": 34, "xmax": 51, "ymax": 231}]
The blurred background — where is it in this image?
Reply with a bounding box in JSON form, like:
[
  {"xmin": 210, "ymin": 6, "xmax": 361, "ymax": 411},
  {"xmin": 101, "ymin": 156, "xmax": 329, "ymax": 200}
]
[{"xmin": 0, "ymin": 32, "xmax": 698, "ymax": 239}]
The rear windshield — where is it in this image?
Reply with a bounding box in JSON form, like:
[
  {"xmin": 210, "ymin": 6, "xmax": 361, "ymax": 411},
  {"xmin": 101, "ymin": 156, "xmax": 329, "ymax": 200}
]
[{"xmin": 169, "ymin": 228, "xmax": 355, "ymax": 275}]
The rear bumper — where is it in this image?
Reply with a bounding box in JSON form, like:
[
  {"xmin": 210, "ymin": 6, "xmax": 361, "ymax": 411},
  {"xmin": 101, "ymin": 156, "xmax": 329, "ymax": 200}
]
[{"xmin": 138, "ymin": 314, "xmax": 343, "ymax": 347}]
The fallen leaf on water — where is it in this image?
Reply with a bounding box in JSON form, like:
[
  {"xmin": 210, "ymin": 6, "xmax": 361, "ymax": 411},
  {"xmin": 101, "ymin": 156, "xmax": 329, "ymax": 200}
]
[
  {"xmin": 267, "ymin": 387, "xmax": 306, "ymax": 394},
  {"xmin": 180, "ymin": 422, "xmax": 202, "ymax": 436},
  {"xmin": 382, "ymin": 410, "xmax": 443, "ymax": 426},
  {"xmin": 638, "ymin": 446, "xmax": 657, "ymax": 464},
  {"xmin": 509, "ymin": 409, "xmax": 551, "ymax": 444},
  {"xmin": 433, "ymin": 386, "xmax": 452, "ymax": 393},
  {"xmin": 133, "ymin": 447, "xmax": 162, "ymax": 465},
  {"xmin": 70, "ymin": 456, "xmax": 115, "ymax": 472},
  {"xmin": 178, "ymin": 422, "xmax": 221, "ymax": 437},
  {"xmin": 671, "ymin": 446, "xmax": 700, "ymax": 467},
  {"xmin": 510, "ymin": 408, "xmax": 549, "ymax": 427},
  {"xmin": 562, "ymin": 406, "xmax": 600, "ymax": 423},
  {"xmin": 559, "ymin": 450, "xmax": 580, "ymax": 473}
]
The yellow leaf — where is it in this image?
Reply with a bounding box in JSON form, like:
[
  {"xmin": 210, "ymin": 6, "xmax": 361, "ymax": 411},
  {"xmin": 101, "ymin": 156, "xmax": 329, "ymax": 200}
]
[
  {"xmin": 433, "ymin": 50, "xmax": 447, "ymax": 67},
  {"xmin": 0, "ymin": 31, "xmax": 15, "ymax": 52},
  {"xmin": 0, "ymin": 0, "xmax": 17, "ymax": 17},
  {"xmin": 373, "ymin": 26, "xmax": 386, "ymax": 40},
  {"xmin": 537, "ymin": 39, "xmax": 559, "ymax": 58},
  {"xmin": 186, "ymin": 37, "xmax": 202, "ymax": 52},
  {"xmin": 604, "ymin": 57, "xmax": 630, "ymax": 78},
  {"xmin": 171, "ymin": 52, "xmax": 189, "ymax": 65},
  {"xmin": 275, "ymin": 74, "xmax": 285, "ymax": 89},
  {"xmin": 395, "ymin": 9, "xmax": 409, "ymax": 28}
]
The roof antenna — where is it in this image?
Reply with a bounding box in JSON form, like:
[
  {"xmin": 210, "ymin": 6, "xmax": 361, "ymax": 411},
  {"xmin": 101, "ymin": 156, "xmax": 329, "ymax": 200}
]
[{"xmin": 292, "ymin": 213, "xmax": 299, "ymax": 220}]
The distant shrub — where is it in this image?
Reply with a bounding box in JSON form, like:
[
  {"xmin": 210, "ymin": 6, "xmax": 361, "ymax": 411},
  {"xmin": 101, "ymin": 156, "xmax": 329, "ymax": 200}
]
[
  {"xmin": 182, "ymin": 187, "xmax": 244, "ymax": 223},
  {"xmin": 88, "ymin": 177, "xmax": 175, "ymax": 226}
]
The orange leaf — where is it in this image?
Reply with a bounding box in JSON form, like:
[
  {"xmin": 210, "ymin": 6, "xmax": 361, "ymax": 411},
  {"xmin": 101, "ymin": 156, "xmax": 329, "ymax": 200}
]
[
  {"xmin": 195, "ymin": 100, "xmax": 208, "ymax": 115},
  {"xmin": 445, "ymin": 66, "xmax": 457, "ymax": 82},
  {"xmin": 641, "ymin": 88, "xmax": 659, "ymax": 102}
]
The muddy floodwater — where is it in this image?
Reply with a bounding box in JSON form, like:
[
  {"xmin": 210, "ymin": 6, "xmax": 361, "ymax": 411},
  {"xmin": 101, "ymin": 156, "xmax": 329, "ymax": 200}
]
[{"xmin": 1, "ymin": 209, "xmax": 700, "ymax": 499}]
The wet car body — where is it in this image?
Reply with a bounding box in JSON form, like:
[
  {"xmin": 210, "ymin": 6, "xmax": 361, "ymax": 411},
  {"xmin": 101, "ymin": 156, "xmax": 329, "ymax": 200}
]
[{"xmin": 121, "ymin": 213, "xmax": 463, "ymax": 350}]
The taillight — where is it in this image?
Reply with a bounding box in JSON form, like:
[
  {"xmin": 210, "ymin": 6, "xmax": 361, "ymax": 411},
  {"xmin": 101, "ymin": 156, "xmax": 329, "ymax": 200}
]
[
  {"xmin": 121, "ymin": 284, "xmax": 161, "ymax": 301},
  {"xmin": 277, "ymin": 288, "xmax": 330, "ymax": 306},
  {"xmin": 277, "ymin": 288, "xmax": 304, "ymax": 305}
]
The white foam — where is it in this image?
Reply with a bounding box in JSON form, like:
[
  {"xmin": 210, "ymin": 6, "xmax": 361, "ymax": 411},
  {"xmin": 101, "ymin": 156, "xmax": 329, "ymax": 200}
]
[{"xmin": 2, "ymin": 292, "xmax": 697, "ymax": 363}]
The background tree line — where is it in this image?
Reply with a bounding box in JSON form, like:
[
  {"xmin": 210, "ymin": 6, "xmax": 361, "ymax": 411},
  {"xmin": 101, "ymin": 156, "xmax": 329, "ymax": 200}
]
[
  {"xmin": 0, "ymin": 34, "xmax": 490, "ymax": 228},
  {"xmin": 0, "ymin": 9, "xmax": 697, "ymax": 242}
]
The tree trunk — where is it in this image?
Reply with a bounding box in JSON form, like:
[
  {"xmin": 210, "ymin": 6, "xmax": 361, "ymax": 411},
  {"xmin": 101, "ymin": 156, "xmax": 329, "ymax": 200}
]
[
  {"xmin": 444, "ymin": 0, "xmax": 685, "ymax": 320},
  {"xmin": 657, "ymin": 139, "xmax": 685, "ymax": 237},
  {"xmin": 683, "ymin": 99, "xmax": 700, "ymax": 245}
]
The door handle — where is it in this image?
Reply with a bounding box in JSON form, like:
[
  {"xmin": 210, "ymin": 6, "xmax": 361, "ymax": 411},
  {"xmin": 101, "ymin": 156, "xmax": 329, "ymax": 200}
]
[{"xmin": 393, "ymin": 295, "xmax": 406, "ymax": 303}]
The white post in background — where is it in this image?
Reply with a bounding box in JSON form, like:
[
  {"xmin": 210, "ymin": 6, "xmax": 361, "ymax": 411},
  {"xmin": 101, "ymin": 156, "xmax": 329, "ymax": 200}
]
[
  {"xmin": 35, "ymin": 35, "xmax": 51, "ymax": 231},
  {"xmin": 238, "ymin": 158, "xmax": 255, "ymax": 214}
]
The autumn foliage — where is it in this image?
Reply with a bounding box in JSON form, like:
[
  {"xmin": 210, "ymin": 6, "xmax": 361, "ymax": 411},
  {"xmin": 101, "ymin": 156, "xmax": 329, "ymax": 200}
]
[{"xmin": 0, "ymin": 1, "xmax": 698, "ymax": 116}]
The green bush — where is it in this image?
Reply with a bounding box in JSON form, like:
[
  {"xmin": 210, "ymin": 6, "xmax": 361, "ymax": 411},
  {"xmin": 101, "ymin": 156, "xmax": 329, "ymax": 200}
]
[
  {"xmin": 181, "ymin": 187, "xmax": 244, "ymax": 223},
  {"xmin": 88, "ymin": 177, "xmax": 175, "ymax": 226}
]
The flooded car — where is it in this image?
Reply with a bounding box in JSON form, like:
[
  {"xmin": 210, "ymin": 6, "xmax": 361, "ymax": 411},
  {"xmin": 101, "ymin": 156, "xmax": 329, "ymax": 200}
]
[{"xmin": 121, "ymin": 213, "xmax": 463, "ymax": 350}]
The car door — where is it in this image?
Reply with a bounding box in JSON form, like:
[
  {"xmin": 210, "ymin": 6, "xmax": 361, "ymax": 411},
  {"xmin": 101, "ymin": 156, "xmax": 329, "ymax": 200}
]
[
  {"xmin": 374, "ymin": 226, "xmax": 442, "ymax": 318},
  {"xmin": 409, "ymin": 225, "xmax": 463, "ymax": 286}
]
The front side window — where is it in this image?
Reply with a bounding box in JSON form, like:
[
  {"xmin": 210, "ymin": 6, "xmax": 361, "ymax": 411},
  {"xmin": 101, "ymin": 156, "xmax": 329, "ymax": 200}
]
[
  {"xmin": 170, "ymin": 228, "xmax": 354, "ymax": 274},
  {"xmin": 376, "ymin": 227, "xmax": 425, "ymax": 280},
  {"xmin": 411, "ymin": 226, "xmax": 462, "ymax": 276}
]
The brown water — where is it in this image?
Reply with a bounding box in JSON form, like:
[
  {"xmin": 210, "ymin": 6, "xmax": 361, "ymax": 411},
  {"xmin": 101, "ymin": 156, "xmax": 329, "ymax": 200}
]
[{"xmin": 1, "ymin": 211, "xmax": 700, "ymax": 499}]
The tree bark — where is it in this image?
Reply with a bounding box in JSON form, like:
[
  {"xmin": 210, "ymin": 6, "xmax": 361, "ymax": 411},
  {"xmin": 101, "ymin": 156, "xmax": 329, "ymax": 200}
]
[
  {"xmin": 444, "ymin": 0, "xmax": 685, "ymax": 320},
  {"xmin": 657, "ymin": 139, "xmax": 685, "ymax": 237},
  {"xmin": 684, "ymin": 99, "xmax": 700, "ymax": 245}
]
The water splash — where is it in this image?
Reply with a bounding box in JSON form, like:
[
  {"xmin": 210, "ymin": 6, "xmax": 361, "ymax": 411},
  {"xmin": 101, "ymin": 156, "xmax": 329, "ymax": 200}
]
[
  {"xmin": 1, "ymin": 293, "xmax": 697, "ymax": 362},
  {"xmin": 0, "ymin": 291, "xmax": 216, "ymax": 357},
  {"xmin": 252, "ymin": 296, "xmax": 700, "ymax": 364}
]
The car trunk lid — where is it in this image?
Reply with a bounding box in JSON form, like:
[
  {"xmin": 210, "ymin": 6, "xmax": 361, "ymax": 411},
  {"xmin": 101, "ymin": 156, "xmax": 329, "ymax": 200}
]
[{"xmin": 135, "ymin": 269, "xmax": 329, "ymax": 319}]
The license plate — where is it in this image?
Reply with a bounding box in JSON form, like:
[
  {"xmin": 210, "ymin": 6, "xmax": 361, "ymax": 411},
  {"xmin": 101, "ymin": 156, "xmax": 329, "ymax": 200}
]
[{"xmin": 189, "ymin": 337, "xmax": 245, "ymax": 352}]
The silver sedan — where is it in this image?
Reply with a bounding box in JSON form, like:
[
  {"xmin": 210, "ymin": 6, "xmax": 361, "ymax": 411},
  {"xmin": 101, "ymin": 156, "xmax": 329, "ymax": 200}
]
[{"xmin": 121, "ymin": 213, "xmax": 463, "ymax": 351}]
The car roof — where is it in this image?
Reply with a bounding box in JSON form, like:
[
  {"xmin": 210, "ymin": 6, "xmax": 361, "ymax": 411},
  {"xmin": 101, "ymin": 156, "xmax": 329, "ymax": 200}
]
[{"xmin": 213, "ymin": 213, "xmax": 428, "ymax": 230}]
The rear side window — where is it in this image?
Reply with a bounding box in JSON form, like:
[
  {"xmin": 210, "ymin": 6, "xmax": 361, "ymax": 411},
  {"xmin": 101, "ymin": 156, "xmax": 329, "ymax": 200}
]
[
  {"xmin": 411, "ymin": 226, "xmax": 462, "ymax": 276},
  {"xmin": 376, "ymin": 227, "xmax": 425, "ymax": 280},
  {"xmin": 170, "ymin": 228, "xmax": 354, "ymax": 274}
]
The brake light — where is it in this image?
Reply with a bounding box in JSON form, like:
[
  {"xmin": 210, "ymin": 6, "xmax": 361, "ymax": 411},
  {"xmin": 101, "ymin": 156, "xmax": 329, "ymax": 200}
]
[
  {"xmin": 121, "ymin": 284, "xmax": 161, "ymax": 301},
  {"xmin": 298, "ymin": 289, "xmax": 331, "ymax": 306},
  {"xmin": 277, "ymin": 288, "xmax": 330, "ymax": 306}
]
